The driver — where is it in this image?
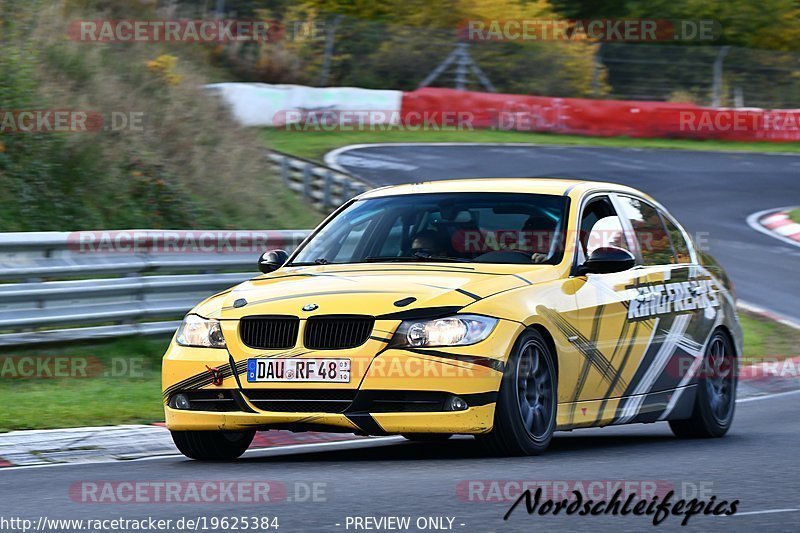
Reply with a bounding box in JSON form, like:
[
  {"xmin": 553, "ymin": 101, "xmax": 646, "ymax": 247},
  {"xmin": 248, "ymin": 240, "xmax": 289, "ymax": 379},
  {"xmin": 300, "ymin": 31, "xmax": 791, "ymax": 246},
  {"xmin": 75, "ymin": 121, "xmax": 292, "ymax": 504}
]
[{"xmin": 410, "ymin": 230, "xmax": 443, "ymax": 256}]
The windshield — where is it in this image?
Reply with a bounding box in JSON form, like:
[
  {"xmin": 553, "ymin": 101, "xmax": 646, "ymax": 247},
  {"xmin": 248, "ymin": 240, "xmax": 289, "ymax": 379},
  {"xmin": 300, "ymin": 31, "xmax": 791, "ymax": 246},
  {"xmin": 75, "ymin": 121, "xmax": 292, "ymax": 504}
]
[{"xmin": 290, "ymin": 192, "xmax": 570, "ymax": 266}]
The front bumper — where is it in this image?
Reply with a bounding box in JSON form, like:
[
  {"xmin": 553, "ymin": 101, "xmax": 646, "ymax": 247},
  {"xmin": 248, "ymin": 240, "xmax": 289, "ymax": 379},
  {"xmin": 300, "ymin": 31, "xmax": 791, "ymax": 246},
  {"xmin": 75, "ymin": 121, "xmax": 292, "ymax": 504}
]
[
  {"xmin": 161, "ymin": 320, "xmax": 522, "ymax": 435},
  {"xmin": 164, "ymin": 403, "xmax": 497, "ymax": 435}
]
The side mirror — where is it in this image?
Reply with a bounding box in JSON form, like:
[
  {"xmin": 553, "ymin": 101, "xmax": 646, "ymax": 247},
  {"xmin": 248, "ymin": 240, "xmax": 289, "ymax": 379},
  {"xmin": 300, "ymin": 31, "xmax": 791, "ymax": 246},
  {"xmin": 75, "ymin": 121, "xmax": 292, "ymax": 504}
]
[
  {"xmin": 578, "ymin": 247, "xmax": 635, "ymax": 275},
  {"xmin": 258, "ymin": 249, "xmax": 289, "ymax": 274}
]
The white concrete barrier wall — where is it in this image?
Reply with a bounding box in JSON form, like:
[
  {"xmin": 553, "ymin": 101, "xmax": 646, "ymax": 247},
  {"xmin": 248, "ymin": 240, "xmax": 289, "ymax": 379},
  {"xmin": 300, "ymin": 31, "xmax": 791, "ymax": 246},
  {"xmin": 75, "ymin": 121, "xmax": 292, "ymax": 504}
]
[{"xmin": 207, "ymin": 83, "xmax": 403, "ymax": 127}]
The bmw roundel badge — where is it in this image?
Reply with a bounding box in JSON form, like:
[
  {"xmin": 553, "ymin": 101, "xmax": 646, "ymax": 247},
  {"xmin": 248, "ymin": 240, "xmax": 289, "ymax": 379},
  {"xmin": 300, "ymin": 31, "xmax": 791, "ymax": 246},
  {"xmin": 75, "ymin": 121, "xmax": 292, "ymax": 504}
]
[{"xmin": 302, "ymin": 303, "xmax": 319, "ymax": 312}]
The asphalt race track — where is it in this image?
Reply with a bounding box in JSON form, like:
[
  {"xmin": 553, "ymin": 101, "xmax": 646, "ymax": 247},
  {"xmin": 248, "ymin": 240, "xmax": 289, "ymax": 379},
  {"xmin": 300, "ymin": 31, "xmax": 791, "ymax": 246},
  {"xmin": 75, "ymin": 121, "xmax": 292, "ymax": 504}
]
[
  {"xmin": 2, "ymin": 392, "xmax": 799, "ymax": 531},
  {"xmin": 2, "ymin": 144, "xmax": 799, "ymax": 533},
  {"xmin": 329, "ymin": 143, "xmax": 800, "ymax": 323}
]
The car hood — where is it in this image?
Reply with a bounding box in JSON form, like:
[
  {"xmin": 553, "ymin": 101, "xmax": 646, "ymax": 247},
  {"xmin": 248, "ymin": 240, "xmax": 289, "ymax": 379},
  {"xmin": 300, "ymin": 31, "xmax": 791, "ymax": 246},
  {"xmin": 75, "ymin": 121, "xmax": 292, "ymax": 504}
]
[{"xmin": 194, "ymin": 263, "xmax": 559, "ymax": 320}]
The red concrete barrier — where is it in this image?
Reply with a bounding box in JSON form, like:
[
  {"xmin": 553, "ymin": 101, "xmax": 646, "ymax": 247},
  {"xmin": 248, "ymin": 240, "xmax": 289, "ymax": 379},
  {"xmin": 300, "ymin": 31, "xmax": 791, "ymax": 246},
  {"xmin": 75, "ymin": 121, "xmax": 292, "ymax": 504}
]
[{"xmin": 401, "ymin": 88, "xmax": 800, "ymax": 142}]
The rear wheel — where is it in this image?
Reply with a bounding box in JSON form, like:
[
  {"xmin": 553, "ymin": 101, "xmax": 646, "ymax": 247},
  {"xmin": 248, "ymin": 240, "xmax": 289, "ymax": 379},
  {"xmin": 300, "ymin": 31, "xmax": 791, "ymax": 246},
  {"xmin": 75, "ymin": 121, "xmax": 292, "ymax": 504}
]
[
  {"xmin": 478, "ymin": 329, "xmax": 557, "ymax": 456},
  {"xmin": 171, "ymin": 430, "xmax": 255, "ymax": 460},
  {"xmin": 669, "ymin": 331, "xmax": 736, "ymax": 438}
]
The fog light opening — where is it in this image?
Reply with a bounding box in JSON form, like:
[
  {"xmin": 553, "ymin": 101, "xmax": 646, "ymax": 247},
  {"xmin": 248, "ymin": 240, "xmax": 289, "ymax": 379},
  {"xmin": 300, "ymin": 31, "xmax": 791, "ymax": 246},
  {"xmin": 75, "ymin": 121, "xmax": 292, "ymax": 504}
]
[
  {"xmin": 172, "ymin": 393, "xmax": 190, "ymax": 410},
  {"xmin": 446, "ymin": 395, "xmax": 468, "ymax": 411}
]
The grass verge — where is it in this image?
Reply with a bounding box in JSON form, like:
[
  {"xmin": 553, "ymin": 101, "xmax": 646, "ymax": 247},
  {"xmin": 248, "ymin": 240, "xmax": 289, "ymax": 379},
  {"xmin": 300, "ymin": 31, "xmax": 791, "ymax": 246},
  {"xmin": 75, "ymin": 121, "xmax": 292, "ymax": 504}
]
[
  {"xmin": 739, "ymin": 310, "xmax": 800, "ymax": 365},
  {"xmin": 1, "ymin": 311, "xmax": 796, "ymax": 432},
  {"xmin": 789, "ymin": 209, "xmax": 800, "ymax": 224},
  {"xmin": 0, "ymin": 336, "xmax": 169, "ymax": 432},
  {"xmin": 261, "ymin": 128, "xmax": 800, "ymax": 162}
]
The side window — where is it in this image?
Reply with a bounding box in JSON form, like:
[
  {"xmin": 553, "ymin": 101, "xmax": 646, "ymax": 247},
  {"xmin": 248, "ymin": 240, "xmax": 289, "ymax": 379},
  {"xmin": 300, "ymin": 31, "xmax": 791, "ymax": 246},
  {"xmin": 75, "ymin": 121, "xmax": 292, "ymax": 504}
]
[
  {"xmin": 661, "ymin": 214, "xmax": 693, "ymax": 264},
  {"xmin": 586, "ymin": 216, "xmax": 630, "ymax": 256},
  {"xmin": 579, "ymin": 196, "xmax": 632, "ymax": 258},
  {"xmin": 616, "ymin": 196, "xmax": 674, "ymax": 266}
]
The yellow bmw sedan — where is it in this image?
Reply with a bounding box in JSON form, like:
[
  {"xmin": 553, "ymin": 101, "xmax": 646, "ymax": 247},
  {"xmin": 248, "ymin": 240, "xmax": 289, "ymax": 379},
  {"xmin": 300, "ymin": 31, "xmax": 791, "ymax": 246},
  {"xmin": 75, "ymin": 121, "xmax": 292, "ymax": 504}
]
[{"xmin": 162, "ymin": 178, "xmax": 742, "ymax": 459}]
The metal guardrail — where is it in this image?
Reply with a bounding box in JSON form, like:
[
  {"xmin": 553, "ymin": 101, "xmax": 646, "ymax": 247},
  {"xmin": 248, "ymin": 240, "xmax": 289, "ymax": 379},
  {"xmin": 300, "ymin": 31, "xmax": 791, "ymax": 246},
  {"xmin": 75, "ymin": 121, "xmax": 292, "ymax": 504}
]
[
  {"xmin": 0, "ymin": 231, "xmax": 312, "ymax": 347},
  {"xmin": 0, "ymin": 152, "xmax": 369, "ymax": 347},
  {"xmin": 267, "ymin": 151, "xmax": 372, "ymax": 210}
]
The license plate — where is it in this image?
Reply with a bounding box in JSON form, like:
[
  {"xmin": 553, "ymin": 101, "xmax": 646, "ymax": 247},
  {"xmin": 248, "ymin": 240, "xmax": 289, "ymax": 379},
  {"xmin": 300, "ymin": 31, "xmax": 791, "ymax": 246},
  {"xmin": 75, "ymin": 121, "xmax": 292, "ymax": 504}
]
[{"xmin": 247, "ymin": 358, "xmax": 351, "ymax": 383}]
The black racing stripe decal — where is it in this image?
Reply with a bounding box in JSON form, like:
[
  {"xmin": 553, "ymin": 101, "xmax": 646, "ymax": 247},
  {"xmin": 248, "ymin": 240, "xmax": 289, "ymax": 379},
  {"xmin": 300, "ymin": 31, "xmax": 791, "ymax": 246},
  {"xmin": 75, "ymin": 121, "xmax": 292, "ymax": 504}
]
[
  {"xmin": 292, "ymin": 272, "xmax": 357, "ymax": 280},
  {"xmin": 568, "ymin": 304, "xmax": 605, "ymax": 424},
  {"xmin": 253, "ymin": 273, "xmax": 314, "ymax": 281},
  {"xmin": 252, "ymin": 272, "xmax": 360, "ymax": 282},
  {"xmin": 613, "ymin": 317, "xmax": 675, "ymax": 422},
  {"xmin": 539, "ymin": 307, "xmax": 628, "ymax": 395},
  {"xmin": 405, "ymin": 348, "xmax": 505, "ymax": 372},
  {"xmin": 455, "ymin": 288, "xmax": 482, "ymax": 301},
  {"xmin": 162, "ymin": 356, "xmax": 239, "ymax": 400},
  {"xmin": 229, "ymin": 353, "xmax": 244, "ymax": 390},
  {"xmin": 324, "ymin": 267, "xmax": 499, "ymax": 276},
  {"xmin": 377, "ymin": 306, "xmax": 463, "ymax": 321},
  {"xmin": 345, "ymin": 413, "xmax": 387, "ymax": 435},
  {"xmin": 460, "ymin": 280, "xmax": 537, "ymax": 309},
  {"xmin": 592, "ymin": 318, "xmax": 639, "ymax": 425},
  {"xmin": 165, "ymin": 348, "xmax": 312, "ymax": 398},
  {"xmin": 621, "ymin": 313, "xmax": 677, "ymax": 397},
  {"xmin": 232, "ymin": 289, "xmax": 395, "ymax": 309},
  {"xmin": 213, "ymin": 288, "xmax": 234, "ymax": 298},
  {"xmin": 512, "ymin": 274, "xmax": 533, "ymax": 285}
]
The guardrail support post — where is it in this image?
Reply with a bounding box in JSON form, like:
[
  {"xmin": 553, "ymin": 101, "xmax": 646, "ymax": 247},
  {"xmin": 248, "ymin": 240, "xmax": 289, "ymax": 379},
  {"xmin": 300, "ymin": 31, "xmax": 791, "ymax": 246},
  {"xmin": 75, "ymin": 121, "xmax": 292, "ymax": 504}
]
[
  {"xmin": 302, "ymin": 164, "xmax": 312, "ymax": 199},
  {"xmin": 323, "ymin": 171, "xmax": 333, "ymax": 209},
  {"xmin": 711, "ymin": 46, "xmax": 730, "ymax": 108},
  {"xmin": 280, "ymin": 156, "xmax": 290, "ymax": 186},
  {"xmin": 341, "ymin": 179, "xmax": 351, "ymax": 202}
]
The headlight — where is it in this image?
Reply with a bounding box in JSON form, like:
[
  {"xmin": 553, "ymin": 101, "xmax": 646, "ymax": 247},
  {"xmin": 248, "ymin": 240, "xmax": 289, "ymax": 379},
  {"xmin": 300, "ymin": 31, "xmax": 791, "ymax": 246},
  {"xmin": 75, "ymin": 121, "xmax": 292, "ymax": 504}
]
[
  {"xmin": 175, "ymin": 314, "xmax": 226, "ymax": 348},
  {"xmin": 392, "ymin": 314, "xmax": 498, "ymax": 348}
]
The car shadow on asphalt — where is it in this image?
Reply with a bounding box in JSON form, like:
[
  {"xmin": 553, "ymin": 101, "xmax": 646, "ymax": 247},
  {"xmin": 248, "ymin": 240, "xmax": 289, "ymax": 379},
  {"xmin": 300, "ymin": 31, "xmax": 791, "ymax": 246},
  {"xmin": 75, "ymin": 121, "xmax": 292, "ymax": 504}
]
[{"xmin": 234, "ymin": 430, "xmax": 681, "ymax": 464}]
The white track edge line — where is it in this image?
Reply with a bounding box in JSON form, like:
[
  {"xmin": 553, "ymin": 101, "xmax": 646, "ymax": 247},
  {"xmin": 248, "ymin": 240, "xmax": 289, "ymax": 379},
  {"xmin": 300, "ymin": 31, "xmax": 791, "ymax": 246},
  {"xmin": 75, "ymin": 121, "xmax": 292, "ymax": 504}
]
[{"xmin": 0, "ymin": 436, "xmax": 404, "ymax": 472}]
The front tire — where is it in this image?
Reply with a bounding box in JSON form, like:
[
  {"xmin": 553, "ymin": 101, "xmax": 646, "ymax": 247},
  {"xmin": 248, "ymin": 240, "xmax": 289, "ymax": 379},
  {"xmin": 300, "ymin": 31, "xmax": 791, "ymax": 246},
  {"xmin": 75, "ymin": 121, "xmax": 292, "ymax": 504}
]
[
  {"xmin": 478, "ymin": 329, "xmax": 557, "ymax": 456},
  {"xmin": 171, "ymin": 430, "xmax": 255, "ymax": 460},
  {"xmin": 669, "ymin": 331, "xmax": 736, "ymax": 438}
]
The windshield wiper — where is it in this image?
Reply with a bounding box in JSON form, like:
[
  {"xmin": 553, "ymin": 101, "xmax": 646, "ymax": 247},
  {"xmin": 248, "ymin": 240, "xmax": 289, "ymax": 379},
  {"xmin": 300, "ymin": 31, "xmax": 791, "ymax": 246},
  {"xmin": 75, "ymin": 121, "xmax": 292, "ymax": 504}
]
[
  {"xmin": 364, "ymin": 253, "xmax": 470, "ymax": 263},
  {"xmin": 288, "ymin": 258, "xmax": 329, "ymax": 266}
]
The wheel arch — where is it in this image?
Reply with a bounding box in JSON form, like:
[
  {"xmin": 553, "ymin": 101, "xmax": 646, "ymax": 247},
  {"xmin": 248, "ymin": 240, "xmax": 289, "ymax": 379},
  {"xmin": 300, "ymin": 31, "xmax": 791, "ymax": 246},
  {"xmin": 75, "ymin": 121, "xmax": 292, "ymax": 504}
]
[
  {"xmin": 526, "ymin": 324, "xmax": 559, "ymax": 379},
  {"xmin": 713, "ymin": 324, "xmax": 738, "ymax": 358}
]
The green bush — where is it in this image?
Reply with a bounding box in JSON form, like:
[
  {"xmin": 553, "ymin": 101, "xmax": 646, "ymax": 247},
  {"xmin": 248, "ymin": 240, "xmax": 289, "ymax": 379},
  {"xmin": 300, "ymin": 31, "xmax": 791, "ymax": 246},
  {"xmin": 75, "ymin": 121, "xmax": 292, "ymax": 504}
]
[{"xmin": 0, "ymin": 0, "xmax": 322, "ymax": 231}]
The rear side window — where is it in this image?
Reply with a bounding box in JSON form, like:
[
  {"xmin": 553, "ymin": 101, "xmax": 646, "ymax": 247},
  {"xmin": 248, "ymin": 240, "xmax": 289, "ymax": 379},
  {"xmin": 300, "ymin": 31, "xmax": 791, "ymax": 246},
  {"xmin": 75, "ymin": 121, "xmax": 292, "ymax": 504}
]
[
  {"xmin": 616, "ymin": 196, "xmax": 674, "ymax": 266},
  {"xmin": 579, "ymin": 196, "xmax": 633, "ymax": 258},
  {"xmin": 661, "ymin": 214, "xmax": 692, "ymax": 264}
]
